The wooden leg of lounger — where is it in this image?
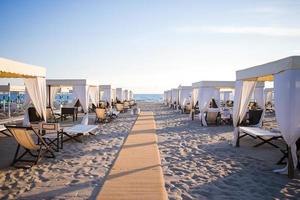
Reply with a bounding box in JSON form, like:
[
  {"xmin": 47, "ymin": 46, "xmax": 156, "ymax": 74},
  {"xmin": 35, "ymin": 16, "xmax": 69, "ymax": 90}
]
[
  {"xmin": 63, "ymin": 132, "xmax": 82, "ymax": 143},
  {"xmin": 288, "ymin": 146, "xmax": 294, "ymax": 179},
  {"xmin": 11, "ymin": 144, "xmax": 21, "ymax": 166}
]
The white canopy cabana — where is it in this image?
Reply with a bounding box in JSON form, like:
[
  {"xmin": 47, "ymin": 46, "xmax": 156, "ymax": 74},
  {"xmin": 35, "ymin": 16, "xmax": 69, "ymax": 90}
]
[
  {"xmin": 112, "ymin": 89, "xmax": 116, "ymax": 103},
  {"xmin": 0, "ymin": 57, "xmax": 47, "ymax": 124},
  {"xmin": 123, "ymin": 89, "xmax": 129, "ymax": 101},
  {"xmin": 178, "ymin": 86, "xmax": 192, "ymax": 107},
  {"xmin": 46, "ymin": 79, "xmax": 99, "ymax": 125},
  {"xmin": 192, "ymin": 81, "xmax": 235, "ymax": 125},
  {"xmin": 0, "ymin": 84, "xmax": 25, "ymax": 117},
  {"xmin": 116, "ymin": 88, "xmax": 123, "ymax": 102},
  {"xmin": 171, "ymin": 88, "xmax": 179, "ymax": 106},
  {"xmin": 99, "ymin": 85, "xmax": 113, "ymax": 105},
  {"xmin": 233, "ymin": 56, "xmax": 300, "ymax": 178},
  {"xmin": 129, "ymin": 90, "xmax": 134, "ymax": 100}
]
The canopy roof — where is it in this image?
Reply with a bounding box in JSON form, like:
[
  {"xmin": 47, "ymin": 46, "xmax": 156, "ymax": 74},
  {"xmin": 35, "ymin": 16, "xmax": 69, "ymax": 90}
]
[
  {"xmin": 178, "ymin": 85, "xmax": 192, "ymax": 90},
  {"xmin": 46, "ymin": 79, "xmax": 98, "ymax": 87},
  {"xmin": 236, "ymin": 56, "xmax": 300, "ymax": 81},
  {"xmin": 192, "ymin": 81, "xmax": 235, "ymax": 89},
  {"xmin": 0, "ymin": 57, "xmax": 46, "ymax": 78},
  {"xmin": 0, "ymin": 84, "xmax": 25, "ymax": 92},
  {"xmin": 99, "ymin": 85, "xmax": 112, "ymax": 90}
]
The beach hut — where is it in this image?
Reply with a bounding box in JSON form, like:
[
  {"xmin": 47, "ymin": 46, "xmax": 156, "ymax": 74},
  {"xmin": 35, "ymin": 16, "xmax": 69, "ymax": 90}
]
[
  {"xmin": 232, "ymin": 56, "xmax": 300, "ymax": 178},
  {"xmin": 178, "ymin": 85, "xmax": 192, "ymax": 109},
  {"xmin": 99, "ymin": 85, "xmax": 113, "ymax": 105},
  {"xmin": 46, "ymin": 79, "xmax": 99, "ymax": 125},
  {"xmin": 171, "ymin": 88, "xmax": 179, "ymax": 109},
  {"xmin": 116, "ymin": 88, "xmax": 123, "ymax": 102},
  {"xmin": 0, "ymin": 84, "xmax": 25, "ymax": 117},
  {"xmin": 191, "ymin": 81, "xmax": 235, "ymax": 124},
  {"xmin": 0, "ymin": 57, "xmax": 47, "ymax": 124},
  {"xmin": 129, "ymin": 90, "xmax": 134, "ymax": 100},
  {"xmin": 123, "ymin": 89, "xmax": 129, "ymax": 101}
]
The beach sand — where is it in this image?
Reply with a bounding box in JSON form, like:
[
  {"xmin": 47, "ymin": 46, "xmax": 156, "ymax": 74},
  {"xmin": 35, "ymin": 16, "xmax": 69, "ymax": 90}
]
[
  {"xmin": 0, "ymin": 102, "xmax": 299, "ymax": 200},
  {"xmin": 0, "ymin": 112, "xmax": 137, "ymax": 199}
]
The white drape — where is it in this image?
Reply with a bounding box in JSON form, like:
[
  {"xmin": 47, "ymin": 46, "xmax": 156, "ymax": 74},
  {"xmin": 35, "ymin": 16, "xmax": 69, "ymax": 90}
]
[
  {"xmin": 179, "ymin": 89, "xmax": 192, "ymax": 106},
  {"xmin": 192, "ymin": 88, "xmax": 199, "ymax": 107},
  {"xmin": 101, "ymin": 88, "xmax": 111, "ymax": 102},
  {"xmin": 73, "ymin": 85, "xmax": 89, "ymax": 125},
  {"xmin": 89, "ymin": 86, "xmax": 99, "ymax": 107},
  {"xmin": 274, "ymin": 69, "xmax": 300, "ymax": 168},
  {"xmin": 198, "ymin": 87, "xmax": 220, "ymax": 126},
  {"xmin": 47, "ymin": 86, "xmax": 60, "ymax": 108},
  {"xmin": 22, "ymin": 92, "xmax": 32, "ymax": 126},
  {"xmin": 254, "ymin": 86, "xmax": 264, "ymax": 109},
  {"xmin": 232, "ymin": 81, "xmax": 257, "ymax": 146},
  {"xmin": 265, "ymin": 90, "xmax": 273, "ymax": 104}
]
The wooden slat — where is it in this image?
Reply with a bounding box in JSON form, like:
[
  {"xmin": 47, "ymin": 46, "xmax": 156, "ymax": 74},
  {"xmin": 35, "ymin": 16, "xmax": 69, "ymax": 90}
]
[{"xmin": 97, "ymin": 112, "xmax": 168, "ymax": 200}]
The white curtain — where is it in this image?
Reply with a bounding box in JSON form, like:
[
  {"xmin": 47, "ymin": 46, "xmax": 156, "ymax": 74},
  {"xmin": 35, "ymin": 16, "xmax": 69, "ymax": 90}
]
[
  {"xmin": 73, "ymin": 85, "xmax": 89, "ymax": 125},
  {"xmin": 179, "ymin": 89, "xmax": 192, "ymax": 106},
  {"xmin": 192, "ymin": 88, "xmax": 199, "ymax": 107},
  {"xmin": 198, "ymin": 87, "xmax": 220, "ymax": 126},
  {"xmin": 89, "ymin": 86, "xmax": 99, "ymax": 107},
  {"xmin": 265, "ymin": 90, "xmax": 273, "ymax": 104},
  {"xmin": 254, "ymin": 86, "xmax": 264, "ymax": 109},
  {"xmin": 101, "ymin": 88, "xmax": 111, "ymax": 102},
  {"xmin": 274, "ymin": 69, "xmax": 300, "ymax": 168},
  {"xmin": 23, "ymin": 77, "xmax": 47, "ymax": 124},
  {"xmin": 22, "ymin": 92, "xmax": 32, "ymax": 126},
  {"xmin": 232, "ymin": 81, "xmax": 257, "ymax": 146},
  {"xmin": 46, "ymin": 86, "xmax": 60, "ymax": 108}
]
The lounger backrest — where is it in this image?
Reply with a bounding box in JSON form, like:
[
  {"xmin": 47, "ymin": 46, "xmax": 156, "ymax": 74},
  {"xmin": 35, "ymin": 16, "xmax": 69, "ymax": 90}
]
[
  {"xmin": 96, "ymin": 108, "xmax": 106, "ymax": 120},
  {"xmin": 206, "ymin": 111, "xmax": 219, "ymax": 124},
  {"xmin": 6, "ymin": 126, "xmax": 39, "ymax": 150},
  {"xmin": 248, "ymin": 109, "xmax": 263, "ymax": 126},
  {"xmin": 39, "ymin": 122, "xmax": 60, "ymax": 134},
  {"xmin": 116, "ymin": 103, "xmax": 124, "ymax": 112}
]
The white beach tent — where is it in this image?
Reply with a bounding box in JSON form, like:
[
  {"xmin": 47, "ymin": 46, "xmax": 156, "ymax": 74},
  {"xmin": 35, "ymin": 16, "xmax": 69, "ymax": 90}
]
[
  {"xmin": 178, "ymin": 86, "xmax": 192, "ymax": 108},
  {"xmin": 111, "ymin": 89, "xmax": 116, "ymax": 103},
  {"xmin": 191, "ymin": 81, "xmax": 235, "ymax": 125},
  {"xmin": 171, "ymin": 88, "xmax": 179, "ymax": 107},
  {"xmin": 99, "ymin": 85, "xmax": 113, "ymax": 105},
  {"xmin": 0, "ymin": 57, "xmax": 47, "ymax": 125},
  {"xmin": 129, "ymin": 90, "xmax": 134, "ymax": 100},
  {"xmin": 0, "ymin": 84, "xmax": 25, "ymax": 118},
  {"xmin": 116, "ymin": 88, "xmax": 123, "ymax": 102},
  {"xmin": 232, "ymin": 56, "xmax": 300, "ymax": 178},
  {"xmin": 46, "ymin": 79, "xmax": 99, "ymax": 125},
  {"xmin": 123, "ymin": 89, "xmax": 129, "ymax": 101},
  {"xmin": 163, "ymin": 91, "xmax": 168, "ymax": 105}
]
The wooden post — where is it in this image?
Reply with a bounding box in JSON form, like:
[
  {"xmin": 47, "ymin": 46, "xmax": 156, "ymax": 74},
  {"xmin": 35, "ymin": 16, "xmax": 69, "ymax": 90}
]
[
  {"xmin": 191, "ymin": 109, "xmax": 194, "ymax": 120},
  {"xmin": 288, "ymin": 146, "xmax": 294, "ymax": 179},
  {"xmin": 48, "ymin": 85, "xmax": 51, "ymax": 108}
]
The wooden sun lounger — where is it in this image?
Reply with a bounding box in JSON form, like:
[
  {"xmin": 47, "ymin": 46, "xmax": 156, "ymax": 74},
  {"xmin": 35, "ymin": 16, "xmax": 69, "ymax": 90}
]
[
  {"xmin": 62, "ymin": 124, "xmax": 98, "ymax": 143},
  {"xmin": 239, "ymin": 126, "xmax": 282, "ymax": 148}
]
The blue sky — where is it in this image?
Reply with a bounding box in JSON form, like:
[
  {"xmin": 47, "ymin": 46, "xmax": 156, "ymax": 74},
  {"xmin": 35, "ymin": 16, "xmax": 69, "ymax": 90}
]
[{"xmin": 0, "ymin": 0, "xmax": 300, "ymax": 93}]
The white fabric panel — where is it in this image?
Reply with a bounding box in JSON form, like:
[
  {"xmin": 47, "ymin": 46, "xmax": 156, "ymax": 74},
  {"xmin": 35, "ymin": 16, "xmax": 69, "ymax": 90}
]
[
  {"xmin": 101, "ymin": 88, "xmax": 112, "ymax": 102},
  {"xmin": 179, "ymin": 88, "xmax": 192, "ymax": 106},
  {"xmin": 274, "ymin": 69, "xmax": 300, "ymax": 168},
  {"xmin": 254, "ymin": 87, "xmax": 264, "ymax": 109},
  {"xmin": 198, "ymin": 87, "xmax": 220, "ymax": 126},
  {"xmin": 23, "ymin": 77, "xmax": 47, "ymax": 123},
  {"xmin": 73, "ymin": 85, "xmax": 89, "ymax": 113},
  {"xmin": 116, "ymin": 88, "xmax": 123, "ymax": 101},
  {"xmin": 265, "ymin": 90, "xmax": 273, "ymax": 104},
  {"xmin": 232, "ymin": 81, "xmax": 257, "ymax": 145},
  {"xmin": 47, "ymin": 86, "xmax": 59, "ymax": 108},
  {"xmin": 111, "ymin": 89, "xmax": 116, "ymax": 102},
  {"xmin": 171, "ymin": 89, "xmax": 179, "ymax": 104},
  {"xmin": 192, "ymin": 88, "xmax": 199, "ymax": 107},
  {"xmin": 89, "ymin": 86, "xmax": 99, "ymax": 107},
  {"xmin": 22, "ymin": 92, "xmax": 32, "ymax": 126}
]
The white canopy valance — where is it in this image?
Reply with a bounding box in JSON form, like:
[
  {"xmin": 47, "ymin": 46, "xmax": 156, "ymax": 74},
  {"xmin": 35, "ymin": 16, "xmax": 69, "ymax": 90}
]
[
  {"xmin": 0, "ymin": 57, "xmax": 47, "ymax": 124},
  {"xmin": 233, "ymin": 56, "xmax": 300, "ymax": 178},
  {"xmin": 178, "ymin": 86, "xmax": 192, "ymax": 107}
]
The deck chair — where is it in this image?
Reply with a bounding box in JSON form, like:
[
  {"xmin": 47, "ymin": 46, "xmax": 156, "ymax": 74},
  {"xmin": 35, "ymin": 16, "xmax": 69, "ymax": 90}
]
[
  {"xmin": 39, "ymin": 122, "xmax": 62, "ymax": 152},
  {"xmin": 116, "ymin": 103, "xmax": 124, "ymax": 113},
  {"xmin": 46, "ymin": 107, "xmax": 60, "ymax": 123},
  {"xmin": 28, "ymin": 107, "xmax": 43, "ymax": 123},
  {"xmin": 5, "ymin": 125, "xmax": 55, "ymax": 167},
  {"xmin": 124, "ymin": 101, "xmax": 130, "ymax": 111},
  {"xmin": 205, "ymin": 109, "xmax": 221, "ymax": 126},
  {"xmin": 95, "ymin": 108, "xmax": 110, "ymax": 123}
]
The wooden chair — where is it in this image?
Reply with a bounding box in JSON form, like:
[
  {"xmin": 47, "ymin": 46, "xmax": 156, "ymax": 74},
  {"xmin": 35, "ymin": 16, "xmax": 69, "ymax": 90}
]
[
  {"xmin": 39, "ymin": 122, "xmax": 62, "ymax": 152},
  {"xmin": 116, "ymin": 103, "xmax": 124, "ymax": 113},
  {"xmin": 5, "ymin": 125, "xmax": 55, "ymax": 167},
  {"xmin": 95, "ymin": 108, "xmax": 110, "ymax": 123},
  {"xmin": 205, "ymin": 110, "xmax": 221, "ymax": 126}
]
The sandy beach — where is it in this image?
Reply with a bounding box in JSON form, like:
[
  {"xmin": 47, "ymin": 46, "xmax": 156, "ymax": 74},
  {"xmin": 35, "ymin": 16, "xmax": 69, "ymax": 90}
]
[{"xmin": 0, "ymin": 102, "xmax": 299, "ymax": 200}]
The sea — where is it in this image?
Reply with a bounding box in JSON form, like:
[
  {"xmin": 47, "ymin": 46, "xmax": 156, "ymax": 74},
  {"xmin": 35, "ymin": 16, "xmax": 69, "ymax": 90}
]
[{"xmin": 134, "ymin": 94, "xmax": 163, "ymax": 102}]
